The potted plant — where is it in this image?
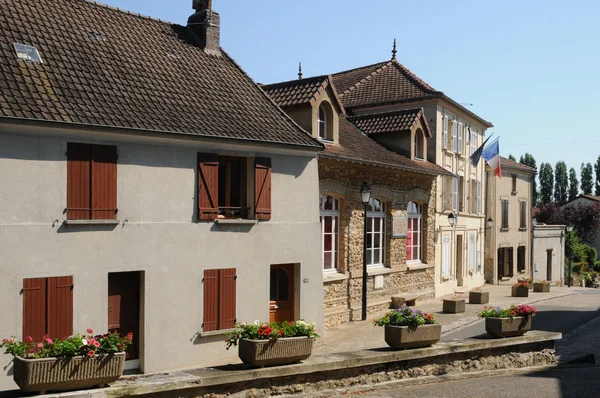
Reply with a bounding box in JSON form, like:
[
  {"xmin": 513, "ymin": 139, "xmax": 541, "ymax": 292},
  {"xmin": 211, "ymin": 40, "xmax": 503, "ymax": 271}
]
[
  {"xmin": 518, "ymin": 278, "xmax": 534, "ymax": 289},
  {"xmin": 533, "ymin": 280, "xmax": 551, "ymax": 293},
  {"xmin": 225, "ymin": 320, "xmax": 319, "ymax": 367},
  {"xmin": 511, "ymin": 281, "xmax": 530, "ymax": 297},
  {"xmin": 373, "ymin": 306, "xmax": 441, "ymax": 349},
  {"xmin": 478, "ymin": 305, "xmax": 537, "ymax": 338},
  {"xmin": 469, "ymin": 287, "xmax": 489, "ymax": 304},
  {"xmin": 0, "ymin": 329, "xmax": 132, "ymax": 394}
]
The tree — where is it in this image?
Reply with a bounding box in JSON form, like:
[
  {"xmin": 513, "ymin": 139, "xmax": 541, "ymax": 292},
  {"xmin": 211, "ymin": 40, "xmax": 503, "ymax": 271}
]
[
  {"xmin": 520, "ymin": 153, "xmax": 538, "ymax": 205},
  {"xmin": 537, "ymin": 201, "xmax": 600, "ymax": 243},
  {"xmin": 508, "ymin": 154, "xmax": 516, "ymax": 161},
  {"xmin": 539, "ymin": 162, "xmax": 554, "ymax": 205},
  {"xmin": 595, "ymin": 156, "xmax": 600, "ymax": 196},
  {"xmin": 569, "ymin": 168, "xmax": 579, "ymax": 202},
  {"xmin": 581, "ymin": 162, "xmax": 594, "ymax": 195},
  {"xmin": 554, "ymin": 161, "xmax": 568, "ymax": 205}
]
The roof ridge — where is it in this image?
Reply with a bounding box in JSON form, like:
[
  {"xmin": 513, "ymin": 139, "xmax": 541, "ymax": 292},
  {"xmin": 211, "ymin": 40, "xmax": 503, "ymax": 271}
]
[
  {"xmin": 262, "ymin": 74, "xmax": 329, "ymax": 89},
  {"xmin": 348, "ymin": 107, "xmax": 423, "ymax": 119},
  {"xmin": 339, "ymin": 61, "xmax": 394, "ymax": 97},
  {"xmin": 332, "ymin": 60, "xmax": 389, "ymax": 77},
  {"xmin": 82, "ymin": 0, "xmax": 177, "ymax": 25},
  {"xmin": 391, "ymin": 59, "xmax": 440, "ymax": 94}
]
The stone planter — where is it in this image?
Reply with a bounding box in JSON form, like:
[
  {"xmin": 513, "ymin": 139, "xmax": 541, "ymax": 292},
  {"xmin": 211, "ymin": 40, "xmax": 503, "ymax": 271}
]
[
  {"xmin": 384, "ymin": 324, "xmax": 442, "ymax": 349},
  {"xmin": 443, "ymin": 298, "xmax": 465, "ymax": 313},
  {"xmin": 12, "ymin": 352, "xmax": 125, "ymax": 394},
  {"xmin": 511, "ymin": 286, "xmax": 529, "ymax": 297},
  {"xmin": 469, "ymin": 291, "xmax": 489, "ymax": 304},
  {"xmin": 533, "ymin": 283, "xmax": 550, "ymax": 293},
  {"xmin": 485, "ymin": 317, "xmax": 532, "ymax": 338},
  {"xmin": 238, "ymin": 337, "xmax": 314, "ymax": 367}
]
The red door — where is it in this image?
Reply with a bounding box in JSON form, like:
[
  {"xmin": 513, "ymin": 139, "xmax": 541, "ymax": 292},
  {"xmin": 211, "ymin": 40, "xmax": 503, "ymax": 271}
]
[
  {"xmin": 269, "ymin": 265, "xmax": 295, "ymax": 322},
  {"xmin": 108, "ymin": 272, "xmax": 140, "ymax": 361}
]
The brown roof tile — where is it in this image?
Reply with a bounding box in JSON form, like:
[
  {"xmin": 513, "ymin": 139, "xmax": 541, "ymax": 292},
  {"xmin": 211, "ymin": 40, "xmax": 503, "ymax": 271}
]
[
  {"xmin": 349, "ymin": 108, "xmax": 429, "ymax": 136},
  {"xmin": 261, "ymin": 75, "xmax": 329, "ymax": 107},
  {"xmin": 0, "ymin": 0, "xmax": 321, "ymax": 149},
  {"xmin": 500, "ymin": 156, "xmax": 536, "ymax": 173}
]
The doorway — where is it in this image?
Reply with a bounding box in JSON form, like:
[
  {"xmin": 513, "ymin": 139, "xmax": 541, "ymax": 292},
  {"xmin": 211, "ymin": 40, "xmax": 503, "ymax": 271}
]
[
  {"xmin": 547, "ymin": 249, "xmax": 553, "ymax": 281},
  {"xmin": 456, "ymin": 235, "xmax": 464, "ymax": 287},
  {"xmin": 269, "ymin": 264, "xmax": 295, "ymax": 322},
  {"xmin": 108, "ymin": 272, "xmax": 141, "ymax": 370},
  {"xmin": 497, "ymin": 247, "xmax": 515, "ymax": 280}
]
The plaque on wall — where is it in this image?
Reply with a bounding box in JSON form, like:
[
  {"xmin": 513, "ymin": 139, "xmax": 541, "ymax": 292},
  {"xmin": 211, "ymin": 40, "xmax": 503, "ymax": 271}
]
[{"xmin": 392, "ymin": 214, "xmax": 408, "ymax": 238}]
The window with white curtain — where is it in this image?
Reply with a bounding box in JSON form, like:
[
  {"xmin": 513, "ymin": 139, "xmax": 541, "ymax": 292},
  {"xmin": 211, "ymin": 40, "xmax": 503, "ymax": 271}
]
[
  {"xmin": 320, "ymin": 195, "xmax": 340, "ymax": 271},
  {"xmin": 366, "ymin": 198, "xmax": 386, "ymax": 267},
  {"xmin": 407, "ymin": 201, "xmax": 423, "ymax": 262},
  {"xmin": 469, "ymin": 233, "xmax": 477, "ymax": 271},
  {"xmin": 442, "ymin": 236, "xmax": 451, "ymax": 276}
]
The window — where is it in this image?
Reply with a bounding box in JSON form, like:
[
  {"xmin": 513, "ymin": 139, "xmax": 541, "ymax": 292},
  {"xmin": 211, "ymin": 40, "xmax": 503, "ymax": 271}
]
[
  {"xmin": 457, "ymin": 122, "xmax": 463, "ymax": 155},
  {"xmin": 501, "ymin": 200, "xmax": 509, "ymax": 229},
  {"xmin": 469, "ymin": 233, "xmax": 477, "ymax": 272},
  {"xmin": 470, "ymin": 129, "xmax": 478, "ymax": 156},
  {"xmin": 67, "ymin": 143, "xmax": 117, "ymax": 220},
  {"xmin": 452, "ymin": 176, "xmax": 459, "ymax": 211},
  {"xmin": 317, "ymin": 104, "xmax": 334, "ymax": 142},
  {"xmin": 22, "ymin": 276, "xmax": 73, "ymax": 341},
  {"xmin": 520, "ymin": 201, "xmax": 527, "ymax": 229},
  {"xmin": 442, "ymin": 236, "xmax": 451, "ymax": 276},
  {"xmin": 198, "ymin": 154, "xmax": 272, "ymax": 221},
  {"xmin": 407, "ymin": 202, "xmax": 423, "ymax": 262},
  {"xmin": 203, "ymin": 269, "xmax": 236, "ymax": 332},
  {"xmin": 318, "ymin": 105, "xmax": 328, "ymax": 140},
  {"xmin": 366, "ymin": 198, "xmax": 386, "ymax": 267},
  {"xmin": 320, "ymin": 195, "xmax": 340, "ymax": 271},
  {"xmin": 444, "ymin": 176, "xmax": 453, "ymax": 210},
  {"xmin": 13, "ymin": 43, "xmax": 43, "ymax": 63},
  {"xmin": 459, "ymin": 176, "xmax": 464, "ymax": 212},
  {"xmin": 512, "ymin": 175, "xmax": 517, "ymax": 194},
  {"xmin": 443, "ymin": 115, "xmax": 449, "ymax": 150},
  {"xmin": 470, "ymin": 179, "xmax": 477, "ymax": 213},
  {"xmin": 476, "ymin": 181, "xmax": 482, "ymax": 214},
  {"xmin": 414, "ymin": 129, "xmax": 424, "ymax": 160},
  {"xmin": 451, "ymin": 119, "xmax": 458, "ymax": 152},
  {"xmin": 518, "ymin": 246, "xmax": 526, "ymax": 273}
]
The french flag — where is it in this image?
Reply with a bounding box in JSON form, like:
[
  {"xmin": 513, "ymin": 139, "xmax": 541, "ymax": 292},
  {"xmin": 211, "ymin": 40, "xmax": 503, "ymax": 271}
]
[{"xmin": 482, "ymin": 139, "xmax": 501, "ymax": 178}]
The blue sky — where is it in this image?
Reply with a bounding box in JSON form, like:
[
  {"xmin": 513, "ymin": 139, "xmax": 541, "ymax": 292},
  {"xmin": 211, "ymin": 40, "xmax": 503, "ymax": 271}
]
[{"xmin": 102, "ymin": 0, "xmax": 600, "ymax": 176}]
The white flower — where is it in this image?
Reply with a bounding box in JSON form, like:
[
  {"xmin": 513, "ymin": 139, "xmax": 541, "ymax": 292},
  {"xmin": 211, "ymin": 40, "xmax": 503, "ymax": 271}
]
[
  {"xmin": 254, "ymin": 320, "xmax": 260, "ymax": 325},
  {"xmin": 81, "ymin": 338, "xmax": 88, "ymax": 346}
]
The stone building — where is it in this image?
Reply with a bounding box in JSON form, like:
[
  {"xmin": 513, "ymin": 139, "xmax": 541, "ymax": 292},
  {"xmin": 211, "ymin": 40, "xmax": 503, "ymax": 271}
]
[{"xmin": 263, "ymin": 74, "xmax": 450, "ymax": 327}]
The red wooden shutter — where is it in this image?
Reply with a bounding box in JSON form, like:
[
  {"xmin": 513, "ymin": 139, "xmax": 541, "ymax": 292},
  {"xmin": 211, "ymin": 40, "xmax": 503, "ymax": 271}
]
[
  {"xmin": 203, "ymin": 269, "xmax": 219, "ymax": 332},
  {"xmin": 91, "ymin": 145, "xmax": 118, "ymax": 220},
  {"xmin": 22, "ymin": 278, "xmax": 47, "ymax": 342},
  {"xmin": 198, "ymin": 153, "xmax": 219, "ymax": 220},
  {"xmin": 47, "ymin": 276, "xmax": 73, "ymax": 340},
  {"xmin": 219, "ymin": 268, "xmax": 237, "ymax": 330},
  {"xmin": 255, "ymin": 157, "xmax": 272, "ymax": 221},
  {"xmin": 67, "ymin": 143, "xmax": 92, "ymax": 220}
]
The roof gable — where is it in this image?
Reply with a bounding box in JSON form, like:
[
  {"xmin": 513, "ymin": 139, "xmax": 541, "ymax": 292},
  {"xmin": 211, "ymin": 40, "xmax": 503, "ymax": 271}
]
[
  {"xmin": 262, "ymin": 75, "xmax": 346, "ymax": 114},
  {"xmin": 348, "ymin": 108, "xmax": 431, "ymax": 137}
]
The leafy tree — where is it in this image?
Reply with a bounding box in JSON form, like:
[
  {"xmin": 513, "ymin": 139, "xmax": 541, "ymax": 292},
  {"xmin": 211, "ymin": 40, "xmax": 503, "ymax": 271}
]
[
  {"xmin": 581, "ymin": 162, "xmax": 594, "ymax": 195},
  {"xmin": 595, "ymin": 156, "xmax": 600, "ymax": 196},
  {"xmin": 508, "ymin": 154, "xmax": 516, "ymax": 161},
  {"xmin": 554, "ymin": 161, "xmax": 568, "ymax": 205},
  {"xmin": 520, "ymin": 153, "xmax": 538, "ymax": 205},
  {"xmin": 537, "ymin": 201, "xmax": 600, "ymax": 243},
  {"xmin": 568, "ymin": 168, "xmax": 579, "ymax": 202},
  {"xmin": 539, "ymin": 162, "xmax": 554, "ymax": 205}
]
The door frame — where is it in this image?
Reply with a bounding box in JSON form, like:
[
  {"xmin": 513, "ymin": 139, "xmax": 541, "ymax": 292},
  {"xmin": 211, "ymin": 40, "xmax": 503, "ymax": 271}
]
[{"xmin": 269, "ymin": 264, "xmax": 298, "ymax": 322}]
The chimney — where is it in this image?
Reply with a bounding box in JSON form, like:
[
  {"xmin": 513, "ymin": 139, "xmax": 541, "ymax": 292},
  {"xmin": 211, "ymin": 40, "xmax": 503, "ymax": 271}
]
[{"xmin": 188, "ymin": 0, "xmax": 221, "ymax": 56}]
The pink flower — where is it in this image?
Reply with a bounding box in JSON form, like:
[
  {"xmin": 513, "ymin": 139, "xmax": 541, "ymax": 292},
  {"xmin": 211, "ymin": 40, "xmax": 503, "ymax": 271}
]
[
  {"xmin": 24, "ymin": 336, "xmax": 33, "ymax": 343},
  {"xmin": 37, "ymin": 343, "xmax": 43, "ymax": 348},
  {"xmin": 86, "ymin": 328, "xmax": 94, "ymax": 335},
  {"xmin": 90, "ymin": 339, "xmax": 100, "ymax": 348},
  {"xmin": 87, "ymin": 350, "xmax": 94, "ymax": 357},
  {"xmin": 45, "ymin": 338, "xmax": 53, "ymax": 344}
]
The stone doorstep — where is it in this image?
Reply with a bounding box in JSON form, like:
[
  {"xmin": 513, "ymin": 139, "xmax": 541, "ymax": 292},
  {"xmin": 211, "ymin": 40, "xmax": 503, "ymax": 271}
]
[{"xmin": 37, "ymin": 331, "xmax": 562, "ymax": 398}]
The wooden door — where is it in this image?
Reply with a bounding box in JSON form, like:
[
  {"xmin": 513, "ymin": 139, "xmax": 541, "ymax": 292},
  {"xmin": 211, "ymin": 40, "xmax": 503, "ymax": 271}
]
[
  {"xmin": 269, "ymin": 265, "xmax": 295, "ymax": 323},
  {"xmin": 108, "ymin": 272, "xmax": 140, "ymax": 361},
  {"xmin": 547, "ymin": 249, "xmax": 553, "ymax": 281}
]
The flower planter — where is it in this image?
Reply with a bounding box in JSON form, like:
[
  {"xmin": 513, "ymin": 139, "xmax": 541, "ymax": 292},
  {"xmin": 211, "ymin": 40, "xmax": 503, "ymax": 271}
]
[
  {"xmin": 485, "ymin": 317, "xmax": 532, "ymax": 338},
  {"xmin": 511, "ymin": 286, "xmax": 529, "ymax": 297},
  {"xmin": 12, "ymin": 352, "xmax": 125, "ymax": 394},
  {"xmin": 384, "ymin": 324, "xmax": 442, "ymax": 349},
  {"xmin": 238, "ymin": 337, "xmax": 314, "ymax": 367},
  {"xmin": 443, "ymin": 298, "xmax": 465, "ymax": 313},
  {"xmin": 469, "ymin": 291, "xmax": 489, "ymax": 304},
  {"xmin": 533, "ymin": 283, "xmax": 550, "ymax": 293}
]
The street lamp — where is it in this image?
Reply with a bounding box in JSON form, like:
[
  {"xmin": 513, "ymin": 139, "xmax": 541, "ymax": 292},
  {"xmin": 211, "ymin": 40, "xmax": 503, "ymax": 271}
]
[
  {"xmin": 567, "ymin": 224, "xmax": 574, "ymax": 287},
  {"xmin": 448, "ymin": 212, "xmax": 456, "ymax": 227},
  {"xmin": 487, "ymin": 217, "xmax": 494, "ymax": 229},
  {"xmin": 360, "ymin": 183, "xmax": 371, "ymax": 321}
]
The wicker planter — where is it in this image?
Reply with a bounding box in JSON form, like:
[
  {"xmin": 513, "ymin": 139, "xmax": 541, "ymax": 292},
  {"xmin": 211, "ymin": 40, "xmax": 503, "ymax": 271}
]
[
  {"xmin": 533, "ymin": 283, "xmax": 550, "ymax": 293},
  {"xmin": 443, "ymin": 298, "xmax": 465, "ymax": 313},
  {"xmin": 469, "ymin": 291, "xmax": 489, "ymax": 304},
  {"xmin": 384, "ymin": 324, "xmax": 442, "ymax": 350},
  {"xmin": 511, "ymin": 286, "xmax": 529, "ymax": 297},
  {"xmin": 12, "ymin": 352, "xmax": 125, "ymax": 394},
  {"xmin": 238, "ymin": 337, "xmax": 314, "ymax": 367},
  {"xmin": 485, "ymin": 317, "xmax": 532, "ymax": 338}
]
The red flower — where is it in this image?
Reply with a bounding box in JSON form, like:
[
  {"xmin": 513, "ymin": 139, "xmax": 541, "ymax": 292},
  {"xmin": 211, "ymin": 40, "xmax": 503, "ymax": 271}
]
[
  {"xmin": 87, "ymin": 350, "xmax": 95, "ymax": 357},
  {"xmin": 86, "ymin": 328, "xmax": 94, "ymax": 335},
  {"xmin": 24, "ymin": 336, "xmax": 33, "ymax": 344},
  {"xmin": 278, "ymin": 330, "xmax": 284, "ymax": 337}
]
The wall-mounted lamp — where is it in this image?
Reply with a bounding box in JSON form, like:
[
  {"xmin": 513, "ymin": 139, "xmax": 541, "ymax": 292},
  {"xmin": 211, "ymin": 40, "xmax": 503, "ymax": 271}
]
[
  {"xmin": 448, "ymin": 212, "xmax": 456, "ymax": 227},
  {"xmin": 487, "ymin": 217, "xmax": 494, "ymax": 229}
]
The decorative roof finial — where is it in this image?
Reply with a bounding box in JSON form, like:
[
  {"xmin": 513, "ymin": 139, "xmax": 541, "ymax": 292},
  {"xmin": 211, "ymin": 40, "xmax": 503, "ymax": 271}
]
[
  {"xmin": 298, "ymin": 62, "xmax": 303, "ymax": 80},
  {"xmin": 391, "ymin": 38, "xmax": 397, "ymax": 60}
]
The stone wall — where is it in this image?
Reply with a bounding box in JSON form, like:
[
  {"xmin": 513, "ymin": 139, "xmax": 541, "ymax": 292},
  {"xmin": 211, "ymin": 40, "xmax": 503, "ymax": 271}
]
[{"xmin": 319, "ymin": 158, "xmax": 437, "ymax": 328}]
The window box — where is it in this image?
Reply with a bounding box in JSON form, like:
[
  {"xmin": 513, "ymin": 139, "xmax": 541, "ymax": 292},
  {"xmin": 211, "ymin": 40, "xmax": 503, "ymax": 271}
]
[
  {"xmin": 484, "ymin": 317, "xmax": 532, "ymax": 338},
  {"xmin": 384, "ymin": 324, "xmax": 442, "ymax": 350},
  {"xmin": 238, "ymin": 337, "xmax": 314, "ymax": 367},
  {"xmin": 533, "ymin": 282, "xmax": 551, "ymax": 293},
  {"xmin": 511, "ymin": 286, "xmax": 529, "ymax": 297}
]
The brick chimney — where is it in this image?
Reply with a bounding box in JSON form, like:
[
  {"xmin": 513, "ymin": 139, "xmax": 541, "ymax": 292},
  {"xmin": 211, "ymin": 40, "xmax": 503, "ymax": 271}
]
[{"xmin": 188, "ymin": 0, "xmax": 221, "ymax": 56}]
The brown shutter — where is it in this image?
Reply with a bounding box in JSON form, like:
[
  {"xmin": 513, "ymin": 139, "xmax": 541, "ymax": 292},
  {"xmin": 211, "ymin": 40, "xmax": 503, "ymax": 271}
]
[
  {"xmin": 219, "ymin": 268, "xmax": 237, "ymax": 330},
  {"xmin": 508, "ymin": 247, "xmax": 514, "ymax": 277},
  {"xmin": 91, "ymin": 145, "xmax": 118, "ymax": 220},
  {"xmin": 198, "ymin": 153, "xmax": 219, "ymax": 220},
  {"xmin": 23, "ymin": 278, "xmax": 47, "ymax": 342},
  {"xmin": 203, "ymin": 269, "xmax": 219, "ymax": 332},
  {"xmin": 47, "ymin": 276, "xmax": 73, "ymax": 340},
  {"xmin": 67, "ymin": 143, "xmax": 92, "ymax": 220},
  {"xmin": 255, "ymin": 157, "xmax": 272, "ymax": 221}
]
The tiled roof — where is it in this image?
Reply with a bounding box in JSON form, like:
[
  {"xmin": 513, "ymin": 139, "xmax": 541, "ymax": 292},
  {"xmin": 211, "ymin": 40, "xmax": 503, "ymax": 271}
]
[
  {"xmin": 322, "ymin": 118, "xmax": 449, "ymax": 176},
  {"xmin": 500, "ymin": 157, "xmax": 536, "ymax": 173},
  {"xmin": 349, "ymin": 108, "xmax": 429, "ymax": 136},
  {"xmin": 0, "ymin": 0, "xmax": 321, "ymax": 149},
  {"xmin": 261, "ymin": 76, "xmax": 328, "ymax": 107}
]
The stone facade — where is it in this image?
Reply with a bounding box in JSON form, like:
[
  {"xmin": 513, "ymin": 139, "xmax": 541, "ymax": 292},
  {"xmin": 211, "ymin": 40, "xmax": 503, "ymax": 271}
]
[{"xmin": 320, "ymin": 158, "xmax": 437, "ymax": 328}]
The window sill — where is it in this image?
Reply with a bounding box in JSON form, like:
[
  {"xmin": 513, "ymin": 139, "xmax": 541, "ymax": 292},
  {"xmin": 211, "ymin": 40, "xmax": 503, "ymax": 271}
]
[
  {"xmin": 511, "ymin": 191, "xmax": 517, "ymax": 195},
  {"xmin": 519, "ymin": 227, "xmax": 528, "ymax": 232},
  {"xmin": 442, "ymin": 275, "xmax": 452, "ymax": 281},
  {"xmin": 367, "ymin": 267, "xmax": 392, "ymax": 276},
  {"xmin": 63, "ymin": 220, "xmax": 120, "ymax": 226},
  {"xmin": 500, "ymin": 228, "xmax": 510, "ymax": 232},
  {"xmin": 323, "ymin": 272, "xmax": 348, "ymax": 282},
  {"xmin": 407, "ymin": 262, "xmax": 432, "ymax": 271},
  {"xmin": 214, "ymin": 219, "xmax": 259, "ymax": 225},
  {"xmin": 198, "ymin": 328, "xmax": 235, "ymax": 338}
]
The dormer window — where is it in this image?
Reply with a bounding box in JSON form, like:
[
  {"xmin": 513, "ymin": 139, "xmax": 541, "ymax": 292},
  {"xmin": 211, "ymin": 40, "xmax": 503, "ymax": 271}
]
[
  {"xmin": 414, "ymin": 128, "xmax": 425, "ymax": 160},
  {"xmin": 317, "ymin": 103, "xmax": 335, "ymax": 142},
  {"xmin": 318, "ymin": 105, "xmax": 328, "ymax": 141}
]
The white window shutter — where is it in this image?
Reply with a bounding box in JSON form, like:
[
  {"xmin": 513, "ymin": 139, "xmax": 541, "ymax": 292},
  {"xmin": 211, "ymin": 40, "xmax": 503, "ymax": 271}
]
[
  {"xmin": 443, "ymin": 115, "xmax": 448, "ymax": 150},
  {"xmin": 452, "ymin": 176, "xmax": 459, "ymax": 211},
  {"xmin": 452, "ymin": 120, "xmax": 457, "ymax": 152},
  {"xmin": 477, "ymin": 181, "xmax": 482, "ymax": 214},
  {"xmin": 457, "ymin": 123, "xmax": 463, "ymax": 155},
  {"xmin": 443, "ymin": 236, "xmax": 451, "ymax": 276}
]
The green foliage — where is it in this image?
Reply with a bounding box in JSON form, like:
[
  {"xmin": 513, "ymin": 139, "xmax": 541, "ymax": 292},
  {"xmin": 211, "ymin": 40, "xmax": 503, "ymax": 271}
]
[
  {"xmin": 539, "ymin": 162, "xmax": 554, "ymax": 205},
  {"xmin": 520, "ymin": 153, "xmax": 538, "ymax": 205},
  {"xmin": 478, "ymin": 305, "xmax": 537, "ymax": 318},
  {"xmin": 581, "ymin": 162, "xmax": 594, "ymax": 195},
  {"xmin": 225, "ymin": 320, "xmax": 319, "ymax": 350},
  {"xmin": 554, "ymin": 161, "xmax": 568, "ymax": 205},
  {"xmin": 595, "ymin": 156, "xmax": 600, "ymax": 196},
  {"xmin": 373, "ymin": 306, "xmax": 436, "ymax": 328},
  {"xmin": 569, "ymin": 167, "xmax": 579, "ymax": 202},
  {"xmin": 508, "ymin": 154, "xmax": 516, "ymax": 161}
]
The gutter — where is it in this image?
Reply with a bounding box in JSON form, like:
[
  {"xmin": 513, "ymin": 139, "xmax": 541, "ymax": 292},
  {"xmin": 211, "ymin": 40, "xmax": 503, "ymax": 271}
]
[{"xmin": 319, "ymin": 153, "xmax": 453, "ymax": 177}]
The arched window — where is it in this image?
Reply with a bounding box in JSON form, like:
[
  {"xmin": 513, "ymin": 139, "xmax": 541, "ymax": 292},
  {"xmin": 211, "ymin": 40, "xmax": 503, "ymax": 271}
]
[
  {"xmin": 407, "ymin": 201, "xmax": 424, "ymax": 262},
  {"xmin": 320, "ymin": 195, "xmax": 340, "ymax": 271},
  {"xmin": 318, "ymin": 105, "xmax": 328, "ymax": 141},
  {"xmin": 366, "ymin": 198, "xmax": 386, "ymax": 267},
  {"xmin": 414, "ymin": 129, "xmax": 425, "ymax": 160}
]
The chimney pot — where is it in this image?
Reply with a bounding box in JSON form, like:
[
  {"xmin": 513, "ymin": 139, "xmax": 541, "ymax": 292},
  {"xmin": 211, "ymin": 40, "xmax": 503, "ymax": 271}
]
[{"xmin": 188, "ymin": 0, "xmax": 221, "ymax": 56}]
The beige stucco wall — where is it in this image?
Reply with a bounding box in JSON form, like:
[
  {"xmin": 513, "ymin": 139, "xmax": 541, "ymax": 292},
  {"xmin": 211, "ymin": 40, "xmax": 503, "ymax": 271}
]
[
  {"xmin": 0, "ymin": 127, "xmax": 323, "ymax": 391},
  {"xmin": 533, "ymin": 225, "xmax": 566, "ymax": 284}
]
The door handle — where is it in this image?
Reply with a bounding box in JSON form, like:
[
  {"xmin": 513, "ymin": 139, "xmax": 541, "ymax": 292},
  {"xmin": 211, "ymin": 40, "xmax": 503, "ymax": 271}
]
[{"xmin": 272, "ymin": 305, "xmax": 279, "ymax": 309}]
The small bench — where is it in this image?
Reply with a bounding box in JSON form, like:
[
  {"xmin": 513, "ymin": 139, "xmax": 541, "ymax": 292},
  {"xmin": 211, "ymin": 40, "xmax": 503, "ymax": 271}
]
[{"xmin": 390, "ymin": 296, "xmax": 417, "ymax": 309}]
